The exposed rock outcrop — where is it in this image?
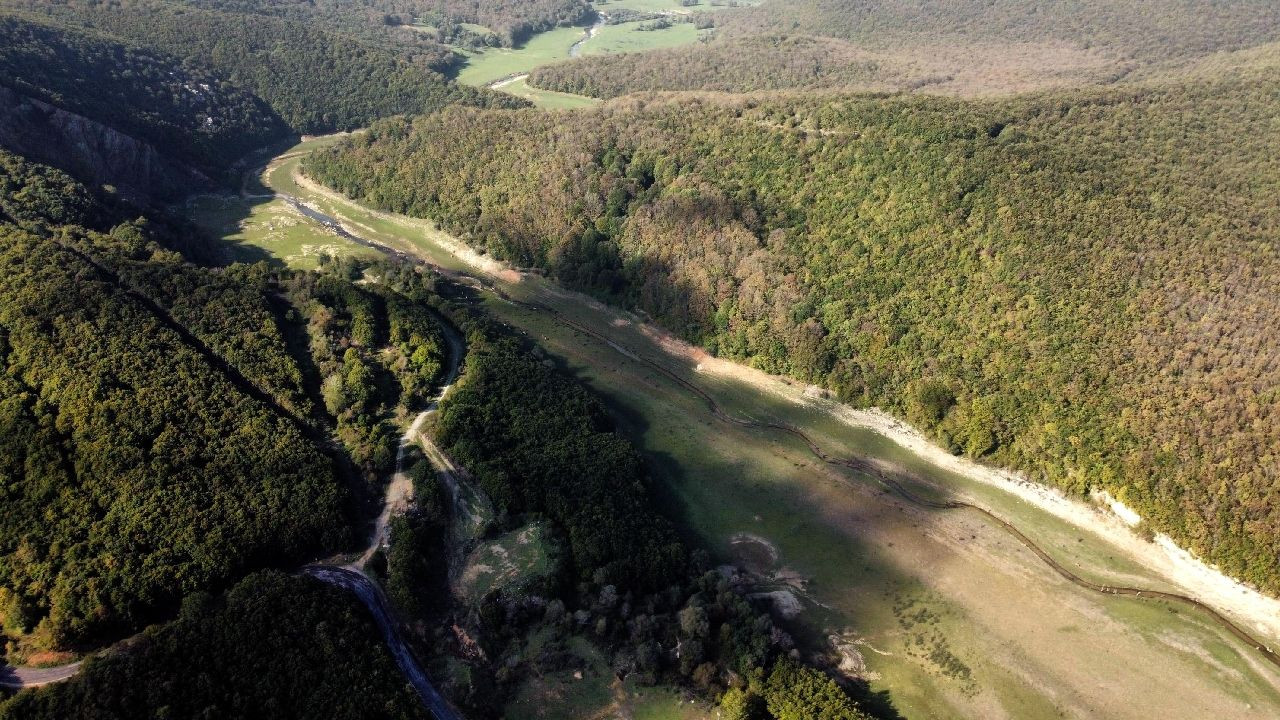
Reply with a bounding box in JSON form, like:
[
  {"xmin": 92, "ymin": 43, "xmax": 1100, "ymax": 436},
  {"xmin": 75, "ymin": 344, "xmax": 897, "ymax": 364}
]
[{"xmin": 0, "ymin": 85, "xmax": 207, "ymax": 203}]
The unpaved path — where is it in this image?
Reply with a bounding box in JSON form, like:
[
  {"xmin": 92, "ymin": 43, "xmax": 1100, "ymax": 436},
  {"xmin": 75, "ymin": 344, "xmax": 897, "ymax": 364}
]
[{"xmin": 0, "ymin": 662, "xmax": 82, "ymax": 690}]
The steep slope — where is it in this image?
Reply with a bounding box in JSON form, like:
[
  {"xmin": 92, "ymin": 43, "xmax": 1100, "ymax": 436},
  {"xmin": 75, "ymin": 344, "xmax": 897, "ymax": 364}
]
[
  {"xmin": 0, "ymin": 153, "xmax": 348, "ymax": 649},
  {"xmin": 0, "ymin": 572, "xmax": 431, "ymax": 720},
  {"xmin": 0, "ymin": 14, "xmax": 286, "ymax": 171},
  {"xmin": 306, "ymin": 61, "xmax": 1280, "ymax": 594},
  {"xmin": 0, "ymin": 12, "xmax": 290, "ymax": 199},
  {"xmin": 529, "ymin": 0, "xmax": 1280, "ymax": 97},
  {"xmin": 2, "ymin": 0, "xmax": 522, "ymax": 134}
]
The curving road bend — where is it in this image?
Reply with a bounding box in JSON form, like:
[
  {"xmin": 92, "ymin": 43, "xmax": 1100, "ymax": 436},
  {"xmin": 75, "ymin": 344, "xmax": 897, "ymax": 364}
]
[
  {"xmin": 0, "ymin": 662, "xmax": 81, "ymax": 690},
  {"xmin": 304, "ymin": 567, "xmax": 459, "ymax": 720},
  {"xmin": 309, "ymin": 315, "xmax": 465, "ymax": 720}
]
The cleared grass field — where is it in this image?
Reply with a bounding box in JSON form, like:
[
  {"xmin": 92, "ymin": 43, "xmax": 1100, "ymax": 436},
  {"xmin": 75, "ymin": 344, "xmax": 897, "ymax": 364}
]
[
  {"xmin": 595, "ymin": 0, "xmax": 759, "ymax": 14},
  {"xmin": 579, "ymin": 20, "xmax": 705, "ymax": 56},
  {"xmin": 187, "ymin": 136, "xmax": 376, "ymax": 269},
  {"xmin": 494, "ymin": 76, "xmax": 600, "ymax": 109},
  {"xmin": 454, "ymin": 26, "xmax": 587, "ymax": 86},
  {"xmin": 186, "ymin": 193, "xmax": 378, "ymax": 269},
  {"xmin": 224, "ymin": 137, "xmax": 1280, "ymax": 720},
  {"xmin": 454, "ymin": 521, "xmax": 557, "ymax": 603}
]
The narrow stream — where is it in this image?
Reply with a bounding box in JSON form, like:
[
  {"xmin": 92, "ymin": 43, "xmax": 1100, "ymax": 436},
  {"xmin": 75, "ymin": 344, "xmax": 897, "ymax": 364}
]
[{"xmin": 569, "ymin": 13, "xmax": 607, "ymax": 57}]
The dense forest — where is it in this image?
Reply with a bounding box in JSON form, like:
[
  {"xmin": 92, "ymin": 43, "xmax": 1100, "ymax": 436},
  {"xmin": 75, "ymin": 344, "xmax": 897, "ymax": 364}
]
[
  {"xmin": 715, "ymin": 0, "xmax": 1280, "ymax": 60},
  {"xmin": 188, "ymin": 0, "xmax": 592, "ymax": 48},
  {"xmin": 0, "ymin": 13, "xmax": 285, "ymax": 173},
  {"xmin": 307, "ymin": 56, "xmax": 1280, "ymax": 595},
  {"xmin": 0, "ymin": 572, "xmax": 430, "ymax": 719},
  {"xmin": 528, "ymin": 0, "xmax": 1280, "ymax": 97},
  {"xmin": 178, "ymin": 0, "xmax": 463, "ymax": 69},
  {"xmin": 413, "ymin": 0, "xmax": 593, "ymax": 46},
  {"xmin": 529, "ymin": 35, "xmax": 904, "ymax": 97},
  {"xmin": 435, "ymin": 331, "xmax": 688, "ymax": 590},
  {"xmin": 1, "ymin": 0, "xmax": 521, "ymax": 134},
  {"xmin": 0, "ymin": 152, "xmax": 351, "ymax": 651},
  {"xmin": 355, "ymin": 271, "xmax": 875, "ymax": 718}
]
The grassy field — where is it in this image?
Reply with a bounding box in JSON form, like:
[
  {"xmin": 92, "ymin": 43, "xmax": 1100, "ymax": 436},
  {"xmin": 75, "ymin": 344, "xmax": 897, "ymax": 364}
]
[
  {"xmin": 186, "ymin": 136, "xmax": 377, "ymax": 269},
  {"xmin": 454, "ymin": 26, "xmax": 587, "ymax": 86},
  {"xmin": 595, "ymin": 0, "xmax": 759, "ymax": 14},
  {"xmin": 185, "ymin": 193, "xmax": 378, "ymax": 269},
  {"xmin": 493, "ymin": 76, "xmax": 600, "ymax": 109},
  {"xmin": 455, "ymin": 521, "xmax": 557, "ymax": 603},
  {"xmin": 450, "ymin": 0, "xmax": 727, "ymax": 101},
  {"xmin": 223, "ymin": 136, "xmax": 1280, "ymax": 720},
  {"xmin": 580, "ymin": 20, "xmax": 705, "ymax": 56}
]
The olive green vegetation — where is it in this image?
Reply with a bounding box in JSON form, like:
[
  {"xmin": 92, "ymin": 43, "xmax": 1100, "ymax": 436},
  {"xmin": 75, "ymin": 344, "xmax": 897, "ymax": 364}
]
[
  {"xmin": 715, "ymin": 0, "xmax": 1280, "ymax": 61},
  {"xmin": 412, "ymin": 0, "xmax": 592, "ymax": 47},
  {"xmin": 350, "ymin": 277, "xmax": 873, "ymax": 719},
  {"xmin": 306, "ymin": 56, "xmax": 1280, "ymax": 595},
  {"xmin": 0, "ymin": 572, "xmax": 430, "ymax": 720},
  {"xmin": 0, "ymin": 151, "xmax": 457, "ymax": 661},
  {"xmin": 529, "ymin": 34, "xmax": 896, "ymax": 97},
  {"xmin": 0, "ymin": 152, "xmax": 347, "ymax": 650},
  {"xmin": 0, "ymin": 13, "xmax": 286, "ymax": 172},
  {"xmin": 528, "ymin": 0, "xmax": 1280, "ymax": 98},
  {"xmin": 277, "ymin": 257, "xmax": 450, "ymax": 495},
  {"xmin": 386, "ymin": 459, "xmax": 452, "ymax": 619},
  {"xmin": 435, "ymin": 330, "xmax": 688, "ymax": 591},
  {"xmin": 2, "ymin": 0, "xmax": 523, "ymax": 135}
]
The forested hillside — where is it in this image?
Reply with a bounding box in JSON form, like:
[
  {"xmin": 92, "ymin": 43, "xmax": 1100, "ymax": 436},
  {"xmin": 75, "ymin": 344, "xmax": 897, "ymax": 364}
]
[
  {"xmin": 352, "ymin": 269, "xmax": 875, "ymax": 719},
  {"xmin": 0, "ymin": 572, "xmax": 431, "ymax": 720},
  {"xmin": 307, "ymin": 61, "xmax": 1280, "ymax": 595},
  {"xmin": 716, "ymin": 0, "xmax": 1280, "ymax": 60},
  {"xmin": 412, "ymin": 0, "xmax": 593, "ymax": 46},
  {"xmin": 529, "ymin": 35, "xmax": 904, "ymax": 97},
  {"xmin": 0, "ymin": 14, "xmax": 285, "ymax": 172},
  {"xmin": 2, "ymin": 0, "xmax": 521, "ymax": 134},
  {"xmin": 0, "ymin": 153, "xmax": 350, "ymax": 651},
  {"xmin": 181, "ymin": 0, "xmax": 461, "ymax": 69},
  {"xmin": 529, "ymin": 0, "xmax": 1280, "ymax": 97}
]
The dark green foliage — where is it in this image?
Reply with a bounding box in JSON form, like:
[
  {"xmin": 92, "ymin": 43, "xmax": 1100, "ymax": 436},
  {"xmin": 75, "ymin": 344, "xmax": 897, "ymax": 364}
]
[
  {"xmin": 434, "ymin": 332, "xmax": 687, "ymax": 591},
  {"xmin": 760, "ymin": 658, "xmax": 870, "ymax": 720},
  {"xmin": 386, "ymin": 293, "xmax": 447, "ymax": 405},
  {"xmin": 0, "ymin": 150, "xmax": 98, "ymax": 228},
  {"xmin": 412, "ymin": 0, "xmax": 593, "ymax": 47},
  {"xmin": 0, "ymin": 12, "xmax": 287, "ymax": 171},
  {"xmin": 6, "ymin": 0, "xmax": 523, "ymax": 133},
  {"xmin": 0, "ymin": 222, "xmax": 346, "ymax": 647},
  {"xmin": 190, "ymin": 0, "xmax": 592, "ymax": 48},
  {"xmin": 278, "ymin": 259, "xmax": 452, "ymax": 508},
  {"xmin": 180, "ymin": 0, "xmax": 462, "ymax": 69},
  {"xmin": 386, "ymin": 460, "xmax": 451, "ymax": 619},
  {"xmin": 77, "ymin": 224, "xmax": 316, "ymax": 416},
  {"xmin": 307, "ymin": 58, "xmax": 1280, "ymax": 593},
  {"xmin": 529, "ymin": 35, "xmax": 895, "ymax": 98},
  {"xmin": 0, "ymin": 572, "xmax": 430, "ymax": 720},
  {"xmin": 0, "ymin": 153, "xmax": 362, "ymax": 651}
]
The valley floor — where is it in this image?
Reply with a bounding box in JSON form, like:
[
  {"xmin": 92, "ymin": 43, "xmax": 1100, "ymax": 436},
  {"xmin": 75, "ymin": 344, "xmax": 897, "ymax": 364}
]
[{"xmin": 187, "ymin": 136, "xmax": 1280, "ymax": 720}]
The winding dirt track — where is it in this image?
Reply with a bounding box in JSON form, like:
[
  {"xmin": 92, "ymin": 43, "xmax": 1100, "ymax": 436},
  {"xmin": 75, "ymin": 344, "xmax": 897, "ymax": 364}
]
[{"xmin": 281, "ymin": 174, "xmax": 1280, "ymax": 672}]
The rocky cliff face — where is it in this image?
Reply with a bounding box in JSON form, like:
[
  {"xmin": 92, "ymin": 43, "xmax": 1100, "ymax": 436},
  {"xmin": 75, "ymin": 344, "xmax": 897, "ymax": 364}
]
[{"xmin": 0, "ymin": 85, "xmax": 207, "ymax": 204}]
